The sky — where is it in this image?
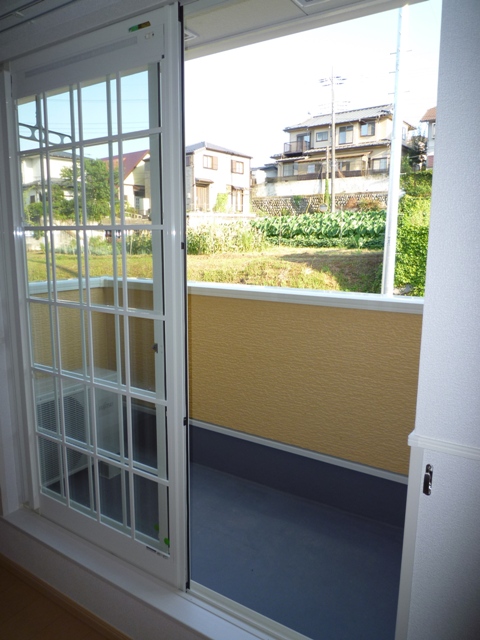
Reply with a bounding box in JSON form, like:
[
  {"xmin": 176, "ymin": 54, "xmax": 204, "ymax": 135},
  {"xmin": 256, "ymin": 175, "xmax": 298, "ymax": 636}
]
[{"xmin": 184, "ymin": 0, "xmax": 442, "ymax": 167}]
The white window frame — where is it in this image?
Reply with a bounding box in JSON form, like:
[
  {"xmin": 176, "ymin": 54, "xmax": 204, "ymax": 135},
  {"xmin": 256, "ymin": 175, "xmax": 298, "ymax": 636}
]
[
  {"xmin": 372, "ymin": 157, "xmax": 389, "ymax": 171},
  {"xmin": 339, "ymin": 125, "xmax": 353, "ymax": 144},
  {"xmin": 0, "ymin": 1, "xmax": 438, "ymax": 639},
  {"xmin": 360, "ymin": 122, "xmax": 375, "ymax": 136},
  {"xmin": 231, "ymin": 160, "xmax": 244, "ymax": 174},
  {"xmin": 203, "ymin": 154, "xmax": 218, "ymax": 170},
  {"xmin": 316, "ymin": 130, "xmax": 328, "ymax": 142},
  {"xmin": 3, "ymin": 3, "xmax": 188, "ymax": 590}
]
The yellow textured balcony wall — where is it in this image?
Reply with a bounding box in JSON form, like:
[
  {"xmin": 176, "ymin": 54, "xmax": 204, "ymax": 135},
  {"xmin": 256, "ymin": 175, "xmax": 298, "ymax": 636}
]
[
  {"xmin": 188, "ymin": 294, "xmax": 422, "ymax": 475},
  {"xmin": 28, "ymin": 283, "xmax": 422, "ymax": 475}
]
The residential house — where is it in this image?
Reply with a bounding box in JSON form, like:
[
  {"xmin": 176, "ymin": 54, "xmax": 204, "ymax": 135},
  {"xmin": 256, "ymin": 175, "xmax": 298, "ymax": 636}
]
[
  {"xmin": 185, "ymin": 141, "xmax": 251, "ymax": 214},
  {"xmin": 21, "ymin": 148, "xmax": 151, "ymax": 217},
  {"xmin": 116, "ymin": 149, "xmax": 151, "ymax": 217},
  {"xmin": 420, "ymin": 106, "xmax": 436, "ymax": 168},
  {"xmin": 254, "ymin": 104, "xmax": 415, "ymax": 201},
  {"xmin": 0, "ymin": 2, "xmax": 479, "ymax": 640},
  {"xmin": 20, "ymin": 150, "xmax": 72, "ymax": 208}
]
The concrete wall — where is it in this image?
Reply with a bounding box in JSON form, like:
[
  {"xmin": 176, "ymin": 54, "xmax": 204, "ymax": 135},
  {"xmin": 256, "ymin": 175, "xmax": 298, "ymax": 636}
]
[
  {"xmin": 251, "ymin": 192, "xmax": 387, "ymax": 215},
  {"xmin": 253, "ymin": 173, "xmax": 389, "ymax": 198}
]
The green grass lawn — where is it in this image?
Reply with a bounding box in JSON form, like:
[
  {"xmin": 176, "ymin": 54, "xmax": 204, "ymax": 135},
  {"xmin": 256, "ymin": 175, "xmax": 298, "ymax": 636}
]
[
  {"xmin": 187, "ymin": 247, "xmax": 382, "ymax": 293},
  {"xmin": 26, "ymin": 247, "xmax": 383, "ymax": 293}
]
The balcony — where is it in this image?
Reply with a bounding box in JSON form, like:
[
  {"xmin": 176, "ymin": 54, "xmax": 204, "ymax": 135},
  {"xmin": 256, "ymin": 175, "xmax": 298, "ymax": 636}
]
[
  {"xmin": 28, "ymin": 277, "xmax": 422, "ymax": 639},
  {"xmin": 283, "ymin": 140, "xmax": 311, "ymax": 155}
]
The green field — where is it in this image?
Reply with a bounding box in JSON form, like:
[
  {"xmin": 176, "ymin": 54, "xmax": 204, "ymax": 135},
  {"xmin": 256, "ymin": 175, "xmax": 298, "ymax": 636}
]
[{"xmin": 27, "ymin": 247, "xmax": 383, "ymax": 293}]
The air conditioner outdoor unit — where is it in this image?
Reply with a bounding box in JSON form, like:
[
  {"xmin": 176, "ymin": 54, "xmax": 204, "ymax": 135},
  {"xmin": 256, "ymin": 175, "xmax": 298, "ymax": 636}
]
[{"xmin": 36, "ymin": 369, "xmax": 120, "ymax": 488}]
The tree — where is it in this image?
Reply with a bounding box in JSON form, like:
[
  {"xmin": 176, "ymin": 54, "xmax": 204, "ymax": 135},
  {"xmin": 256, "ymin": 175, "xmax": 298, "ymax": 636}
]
[
  {"xmin": 25, "ymin": 201, "xmax": 44, "ymax": 225},
  {"xmin": 56, "ymin": 157, "xmax": 118, "ymax": 222},
  {"xmin": 406, "ymin": 133, "xmax": 428, "ymax": 171}
]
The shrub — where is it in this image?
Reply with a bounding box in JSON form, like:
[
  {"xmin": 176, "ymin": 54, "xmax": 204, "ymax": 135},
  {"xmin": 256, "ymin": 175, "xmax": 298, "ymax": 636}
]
[
  {"xmin": 395, "ymin": 220, "xmax": 429, "ymax": 296},
  {"xmin": 400, "ymin": 170, "xmax": 433, "ymax": 197},
  {"xmin": 25, "ymin": 201, "xmax": 44, "ymax": 225},
  {"xmin": 344, "ymin": 197, "xmax": 358, "ymax": 210},
  {"xmin": 394, "ymin": 192, "xmax": 430, "ymax": 295},
  {"xmin": 398, "ymin": 194, "xmax": 431, "ymax": 225},
  {"xmin": 187, "ymin": 222, "xmax": 266, "ymax": 255},
  {"xmin": 357, "ymin": 198, "xmax": 383, "ymax": 212},
  {"xmin": 129, "ymin": 233, "xmax": 152, "ymax": 255},
  {"xmin": 212, "ymin": 193, "xmax": 229, "ymax": 213},
  {"xmin": 55, "ymin": 239, "xmax": 78, "ymax": 255},
  {"xmin": 88, "ymin": 236, "xmax": 113, "ymax": 255}
]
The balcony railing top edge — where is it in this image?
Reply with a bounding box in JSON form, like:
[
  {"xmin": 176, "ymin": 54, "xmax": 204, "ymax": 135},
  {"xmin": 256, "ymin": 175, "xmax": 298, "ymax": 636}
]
[
  {"xmin": 28, "ymin": 277, "xmax": 424, "ymax": 314},
  {"xmin": 187, "ymin": 282, "xmax": 423, "ymax": 314}
]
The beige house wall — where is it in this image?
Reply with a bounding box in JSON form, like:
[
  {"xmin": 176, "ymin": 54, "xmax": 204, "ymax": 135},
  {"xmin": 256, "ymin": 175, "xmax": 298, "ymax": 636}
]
[{"xmin": 287, "ymin": 115, "xmax": 398, "ymax": 151}]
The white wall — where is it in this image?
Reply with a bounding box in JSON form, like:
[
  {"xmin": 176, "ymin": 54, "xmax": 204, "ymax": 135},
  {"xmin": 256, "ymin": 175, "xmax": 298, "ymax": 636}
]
[
  {"xmin": 415, "ymin": 2, "xmax": 480, "ymax": 449},
  {"xmin": 252, "ymin": 174, "xmax": 389, "ymax": 198},
  {"xmin": 398, "ymin": 2, "xmax": 480, "ymax": 638}
]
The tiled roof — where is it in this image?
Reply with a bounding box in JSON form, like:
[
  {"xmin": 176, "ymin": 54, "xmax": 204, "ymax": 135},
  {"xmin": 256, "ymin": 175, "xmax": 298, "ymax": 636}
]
[
  {"xmin": 123, "ymin": 150, "xmax": 149, "ymax": 177},
  {"xmin": 420, "ymin": 107, "xmax": 436, "ymax": 122},
  {"xmin": 103, "ymin": 150, "xmax": 149, "ymax": 178},
  {"xmin": 186, "ymin": 141, "xmax": 252, "ymax": 158},
  {"xmin": 285, "ymin": 105, "xmax": 394, "ymax": 131}
]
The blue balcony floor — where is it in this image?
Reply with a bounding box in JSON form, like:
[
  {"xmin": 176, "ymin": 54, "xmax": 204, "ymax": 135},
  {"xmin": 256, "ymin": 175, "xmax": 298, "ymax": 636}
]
[{"xmin": 190, "ymin": 462, "xmax": 404, "ymax": 640}]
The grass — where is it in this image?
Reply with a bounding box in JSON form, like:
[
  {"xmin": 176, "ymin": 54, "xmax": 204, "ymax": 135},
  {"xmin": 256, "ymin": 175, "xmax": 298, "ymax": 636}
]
[
  {"xmin": 187, "ymin": 247, "xmax": 382, "ymax": 292},
  {"xmin": 27, "ymin": 247, "xmax": 383, "ymax": 293}
]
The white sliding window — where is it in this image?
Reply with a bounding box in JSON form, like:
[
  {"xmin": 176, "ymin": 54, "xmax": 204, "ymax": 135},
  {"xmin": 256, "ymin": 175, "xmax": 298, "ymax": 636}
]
[{"xmin": 10, "ymin": 4, "xmax": 187, "ymax": 588}]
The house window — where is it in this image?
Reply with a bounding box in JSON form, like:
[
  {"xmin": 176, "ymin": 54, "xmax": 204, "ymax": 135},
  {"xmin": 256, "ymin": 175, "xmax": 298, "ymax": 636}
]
[
  {"xmin": 231, "ymin": 160, "xmax": 244, "ymax": 174},
  {"xmin": 316, "ymin": 130, "xmax": 328, "ymax": 142},
  {"xmin": 431, "ymin": 123, "xmax": 436, "ymax": 139},
  {"xmin": 203, "ymin": 154, "xmax": 218, "ymax": 170},
  {"xmin": 231, "ymin": 187, "xmax": 243, "ymax": 212},
  {"xmin": 360, "ymin": 122, "xmax": 375, "ymax": 136},
  {"xmin": 186, "ymin": 155, "xmax": 192, "ymax": 167},
  {"xmin": 372, "ymin": 157, "xmax": 389, "ymax": 171},
  {"xmin": 307, "ymin": 164, "xmax": 316, "ymax": 174},
  {"xmin": 296, "ymin": 133, "xmax": 310, "ymax": 152},
  {"xmin": 283, "ymin": 163, "xmax": 295, "ymax": 177},
  {"xmin": 338, "ymin": 160, "xmax": 351, "ymax": 171},
  {"xmin": 339, "ymin": 126, "xmax": 353, "ymax": 144}
]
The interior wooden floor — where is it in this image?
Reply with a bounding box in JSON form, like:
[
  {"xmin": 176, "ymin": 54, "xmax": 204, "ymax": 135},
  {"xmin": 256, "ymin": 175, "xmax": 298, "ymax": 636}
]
[{"xmin": 0, "ymin": 556, "xmax": 130, "ymax": 640}]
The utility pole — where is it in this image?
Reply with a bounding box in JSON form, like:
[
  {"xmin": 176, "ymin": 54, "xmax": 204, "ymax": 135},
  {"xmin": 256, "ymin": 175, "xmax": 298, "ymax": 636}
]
[
  {"xmin": 382, "ymin": 6, "xmax": 408, "ymax": 295},
  {"xmin": 331, "ymin": 77, "xmax": 336, "ymax": 212},
  {"xmin": 319, "ymin": 70, "xmax": 345, "ymax": 213}
]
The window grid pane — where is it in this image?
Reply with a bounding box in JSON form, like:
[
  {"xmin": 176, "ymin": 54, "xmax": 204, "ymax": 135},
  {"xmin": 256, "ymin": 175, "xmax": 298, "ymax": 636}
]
[{"xmin": 21, "ymin": 65, "xmax": 170, "ymax": 555}]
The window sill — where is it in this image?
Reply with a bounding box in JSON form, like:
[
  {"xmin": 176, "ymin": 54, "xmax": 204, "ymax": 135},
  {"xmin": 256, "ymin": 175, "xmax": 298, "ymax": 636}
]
[{"xmin": 0, "ymin": 508, "xmax": 294, "ymax": 640}]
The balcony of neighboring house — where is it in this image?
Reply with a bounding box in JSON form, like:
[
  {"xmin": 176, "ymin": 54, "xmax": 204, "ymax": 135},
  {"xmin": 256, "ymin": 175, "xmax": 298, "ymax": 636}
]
[
  {"xmin": 283, "ymin": 139, "xmax": 312, "ymax": 155},
  {"xmin": 266, "ymin": 155, "xmax": 390, "ymax": 185},
  {"xmin": 27, "ymin": 272, "xmax": 422, "ymax": 640}
]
